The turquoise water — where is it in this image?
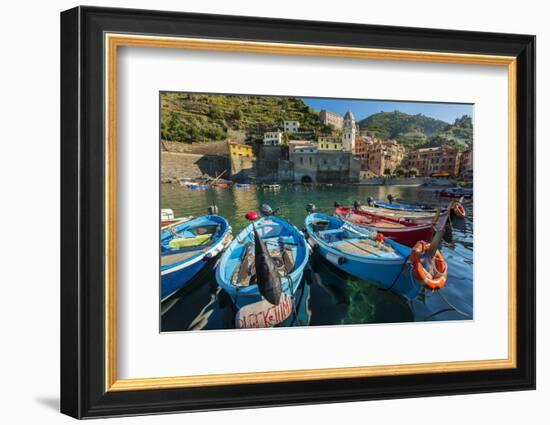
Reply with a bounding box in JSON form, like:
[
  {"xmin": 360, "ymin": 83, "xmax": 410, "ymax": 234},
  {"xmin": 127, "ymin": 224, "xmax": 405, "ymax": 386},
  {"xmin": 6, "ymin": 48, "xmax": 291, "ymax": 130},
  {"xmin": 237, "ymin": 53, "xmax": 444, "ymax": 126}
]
[{"xmin": 160, "ymin": 184, "xmax": 473, "ymax": 331}]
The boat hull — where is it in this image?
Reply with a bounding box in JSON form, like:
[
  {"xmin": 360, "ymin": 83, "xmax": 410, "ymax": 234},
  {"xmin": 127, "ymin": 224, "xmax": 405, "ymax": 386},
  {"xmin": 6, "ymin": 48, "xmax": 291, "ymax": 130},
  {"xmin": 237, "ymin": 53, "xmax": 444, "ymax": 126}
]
[
  {"xmin": 161, "ymin": 215, "xmax": 231, "ymax": 301},
  {"xmin": 349, "ymin": 223, "xmax": 432, "ymax": 248},
  {"xmin": 161, "ymin": 258, "xmax": 209, "ymax": 301},
  {"xmin": 305, "ymin": 213, "xmax": 421, "ymax": 299},
  {"xmin": 335, "ymin": 207, "xmax": 434, "ymax": 247},
  {"xmin": 358, "ymin": 205, "xmax": 448, "ymax": 225},
  {"xmin": 216, "ymin": 216, "xmax": 309, "ymax": 311}
]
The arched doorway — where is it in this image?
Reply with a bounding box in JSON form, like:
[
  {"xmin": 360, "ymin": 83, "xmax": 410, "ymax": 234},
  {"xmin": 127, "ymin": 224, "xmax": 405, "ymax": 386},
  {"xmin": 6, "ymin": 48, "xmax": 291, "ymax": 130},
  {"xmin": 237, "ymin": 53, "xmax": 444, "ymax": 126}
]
[{"xmin": 301, "ymin": 175, "xmax": 313, "ymax": 184}]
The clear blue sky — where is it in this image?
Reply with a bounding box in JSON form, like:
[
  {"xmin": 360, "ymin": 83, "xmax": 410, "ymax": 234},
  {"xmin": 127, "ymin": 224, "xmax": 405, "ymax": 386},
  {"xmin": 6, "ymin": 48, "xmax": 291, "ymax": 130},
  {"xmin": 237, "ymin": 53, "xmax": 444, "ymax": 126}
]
[{"xmin": 300, "ymin": 97, "xmax": 473, "ymax": 124}]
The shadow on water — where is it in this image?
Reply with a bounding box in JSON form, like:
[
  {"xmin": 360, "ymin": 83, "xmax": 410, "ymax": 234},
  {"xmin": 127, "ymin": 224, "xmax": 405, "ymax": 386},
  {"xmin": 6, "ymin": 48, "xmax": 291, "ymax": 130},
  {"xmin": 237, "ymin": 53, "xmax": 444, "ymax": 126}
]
[{"xmin": 161, "ymin": 184, "xmax": 474, "ymax": 331}]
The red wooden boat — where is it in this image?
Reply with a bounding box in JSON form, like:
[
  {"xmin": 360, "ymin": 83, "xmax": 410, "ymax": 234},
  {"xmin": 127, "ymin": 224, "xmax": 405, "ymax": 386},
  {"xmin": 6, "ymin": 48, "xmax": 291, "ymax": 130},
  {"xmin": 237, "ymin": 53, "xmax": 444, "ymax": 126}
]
[
  {"xmin": 356, "ymin": 204, "xmax": 448, "ymax": 225},
  {"xmin": 211, "ymin": 183, "xmax": 230, "ymax": 188},
  {"xmin": 334, "ymin": 206, "xmax": 434, "ymax": 247}
]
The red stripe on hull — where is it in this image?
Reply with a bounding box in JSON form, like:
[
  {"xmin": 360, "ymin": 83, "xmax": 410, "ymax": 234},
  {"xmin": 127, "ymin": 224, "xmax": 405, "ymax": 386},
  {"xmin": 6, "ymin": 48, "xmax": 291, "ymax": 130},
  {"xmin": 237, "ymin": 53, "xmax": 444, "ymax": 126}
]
[{"xmin": 335, "ymin": 207, "xmax": 434, "ymax": 247}]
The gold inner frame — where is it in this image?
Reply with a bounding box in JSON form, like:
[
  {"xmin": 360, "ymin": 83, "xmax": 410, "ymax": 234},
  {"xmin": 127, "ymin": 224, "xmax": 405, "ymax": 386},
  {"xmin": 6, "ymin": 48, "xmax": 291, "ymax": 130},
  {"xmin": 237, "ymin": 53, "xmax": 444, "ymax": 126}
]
[{"xmin": 104, "ymin": 33, "xmax": 517, "ymax": 392}]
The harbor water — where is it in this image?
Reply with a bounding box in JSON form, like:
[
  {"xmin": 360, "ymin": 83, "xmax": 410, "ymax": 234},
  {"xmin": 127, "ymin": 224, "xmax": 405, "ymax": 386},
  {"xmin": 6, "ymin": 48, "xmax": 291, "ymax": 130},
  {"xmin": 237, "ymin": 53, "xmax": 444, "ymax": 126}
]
[{"xmin": 161, "ymin": 183, "xmax": 473, "ymax": 331}]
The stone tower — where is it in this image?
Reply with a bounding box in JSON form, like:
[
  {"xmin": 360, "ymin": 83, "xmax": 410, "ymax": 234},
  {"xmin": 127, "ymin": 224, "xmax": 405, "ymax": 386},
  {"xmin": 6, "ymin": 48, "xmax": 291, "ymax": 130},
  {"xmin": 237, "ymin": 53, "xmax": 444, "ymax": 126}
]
[{"xmin": 342, "ymin": 110, "xmax": 356, "ymax": 152}]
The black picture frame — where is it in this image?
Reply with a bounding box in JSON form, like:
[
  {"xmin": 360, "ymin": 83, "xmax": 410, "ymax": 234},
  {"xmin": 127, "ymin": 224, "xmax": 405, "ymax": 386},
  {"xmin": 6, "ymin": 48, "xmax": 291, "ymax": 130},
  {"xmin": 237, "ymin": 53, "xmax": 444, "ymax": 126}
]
[{"xmin": 61, "ymin": 6, "xmax": 535, "ymax": 419}]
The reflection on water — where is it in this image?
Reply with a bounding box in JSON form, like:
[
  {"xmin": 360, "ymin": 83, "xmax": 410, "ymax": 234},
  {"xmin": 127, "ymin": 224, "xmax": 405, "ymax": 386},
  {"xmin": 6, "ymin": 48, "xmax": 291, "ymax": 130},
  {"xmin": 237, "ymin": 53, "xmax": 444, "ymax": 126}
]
[{"xmin": 161, "ymin": 184, "xmax": 473, "ymax": 331}]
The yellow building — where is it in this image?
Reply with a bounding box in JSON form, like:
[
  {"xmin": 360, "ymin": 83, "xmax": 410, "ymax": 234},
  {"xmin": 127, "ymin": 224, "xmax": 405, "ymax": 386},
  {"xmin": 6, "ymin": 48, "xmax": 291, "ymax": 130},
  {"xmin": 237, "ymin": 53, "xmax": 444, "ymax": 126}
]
[
  {"xmin": 228, "ymin": 141, "xmax": 254, "ymax": 158},
  {"xmin": 317, "ymin": 136, "xmax": 342, "ymax": 151},
  {"xmin": 228, "ymin": 141, "xmax": 255, "ymax": 180}
]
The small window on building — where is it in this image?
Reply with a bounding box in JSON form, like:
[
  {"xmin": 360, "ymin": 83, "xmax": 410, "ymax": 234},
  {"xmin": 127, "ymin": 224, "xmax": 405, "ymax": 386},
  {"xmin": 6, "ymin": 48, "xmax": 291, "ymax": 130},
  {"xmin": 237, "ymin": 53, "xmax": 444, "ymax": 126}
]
[{"xmin": 300, "ymin": 157, "xmax": 303, "ymax": 165}]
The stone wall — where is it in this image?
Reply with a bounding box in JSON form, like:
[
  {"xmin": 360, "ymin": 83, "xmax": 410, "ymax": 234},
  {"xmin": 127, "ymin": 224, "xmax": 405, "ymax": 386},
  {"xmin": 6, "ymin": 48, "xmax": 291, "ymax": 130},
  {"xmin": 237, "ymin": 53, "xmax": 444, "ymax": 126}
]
[
  {"xmin": 278, "ymin": 160, "xmax": 294, "ymax": 182},
  {"xmin": 161, "ymin": 151, "xmax": 229, "ymax": 182},
  {"xmin": 229, "ymin": 155, "xmax": 255, "ymax": 182},
  {"xmin": 288, "ymin": 150, "xmax": 360, "ymax": 183},
  {"xmin": 161, "ymin": 140, "xmax": 229, "ymax": 156},
  {"xmin": 255, "ymin": 145, "xmax": 287, "ymax": 182}
]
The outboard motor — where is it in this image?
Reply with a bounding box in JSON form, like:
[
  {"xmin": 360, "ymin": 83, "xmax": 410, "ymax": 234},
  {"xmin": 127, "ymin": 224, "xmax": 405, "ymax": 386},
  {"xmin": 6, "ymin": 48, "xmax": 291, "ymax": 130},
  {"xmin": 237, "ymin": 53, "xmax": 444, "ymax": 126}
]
[
  {"xmin": 259, "ymin": 204, "xmax": 273, "ymax": 217},
  {"xmin": 207, "ymin": 205, "xmax": 219, "ymax": 215},
  {"xmin": 387, "ymin": 194, "xmax": 395, "ymax": 204},
  {"xmin": 334, "ymin": 201, "xmax": 341, "ymax": 208},
  {"xmin": 353, "ymin": 200, "xmax": 361, "ymax": 210},
  {"xmin": 367, "ymin": 197, "xmax": 374, "ymax": 206},
  {"xmin": 305, "ymin": 203, "xmax": 317, "ymax": 214}
]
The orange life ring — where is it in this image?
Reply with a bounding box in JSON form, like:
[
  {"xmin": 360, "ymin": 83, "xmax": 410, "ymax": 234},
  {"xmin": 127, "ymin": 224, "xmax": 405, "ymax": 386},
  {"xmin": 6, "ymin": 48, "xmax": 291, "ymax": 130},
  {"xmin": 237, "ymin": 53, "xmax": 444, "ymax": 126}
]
[
  {"xmin": 452, "ymin": 202, "xmax": 466, "ymax": 218},
  {"xmin": 375, "ymin": 232, "xmax": 385, "ymax": 243},
  {"xmin": 409, "ymin": 241, "xmax": 448, "ymax": 290}
]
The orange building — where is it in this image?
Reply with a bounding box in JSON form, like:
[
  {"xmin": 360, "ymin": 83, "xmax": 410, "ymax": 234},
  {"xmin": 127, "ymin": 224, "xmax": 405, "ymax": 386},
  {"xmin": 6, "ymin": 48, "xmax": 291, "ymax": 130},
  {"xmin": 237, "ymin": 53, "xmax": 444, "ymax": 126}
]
[{"xmin": 404, "ymin": 146, "xmax": 461, "ymax": 177}]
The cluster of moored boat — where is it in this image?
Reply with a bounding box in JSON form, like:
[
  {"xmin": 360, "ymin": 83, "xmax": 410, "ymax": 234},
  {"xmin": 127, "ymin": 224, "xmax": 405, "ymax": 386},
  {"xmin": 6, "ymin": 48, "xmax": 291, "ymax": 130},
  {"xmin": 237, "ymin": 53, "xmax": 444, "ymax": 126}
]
[
  {"xmin": 160, "ymin": 195, "xmax": 469, "ymax": 328},
  {"xmin": 179, "ymin": 181, "xmax": 280, "ymax": 190}
]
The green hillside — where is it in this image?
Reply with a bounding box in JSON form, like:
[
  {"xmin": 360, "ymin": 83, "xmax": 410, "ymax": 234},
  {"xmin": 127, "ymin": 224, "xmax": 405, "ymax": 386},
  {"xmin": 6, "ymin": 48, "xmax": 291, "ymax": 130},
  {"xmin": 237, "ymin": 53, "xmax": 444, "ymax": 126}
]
[
  {"xmin": 161, "ymin": 92, "xmax": 331, "ymax": 143},
  {"xmin": 358, "ymin": 111, "xmax": 473, "ymax": 150},
  {"xmin": 427, "ymin": 115, "xmax": 473, "ymax": 150}
]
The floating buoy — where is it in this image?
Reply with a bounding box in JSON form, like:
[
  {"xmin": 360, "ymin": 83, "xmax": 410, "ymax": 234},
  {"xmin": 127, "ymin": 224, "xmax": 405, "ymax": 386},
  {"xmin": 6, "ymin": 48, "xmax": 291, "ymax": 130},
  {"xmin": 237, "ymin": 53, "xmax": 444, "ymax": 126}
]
[
  {"xmin": 452, "ymin": 201, "xmax": 466, "ymax": 218},
  {"xmin": 245, "ymin": 211, "xmax": 260, "ymax": 221},
  {"xmin": 409, "ymin": 241, "xmax": 448, "ymax": 290}
]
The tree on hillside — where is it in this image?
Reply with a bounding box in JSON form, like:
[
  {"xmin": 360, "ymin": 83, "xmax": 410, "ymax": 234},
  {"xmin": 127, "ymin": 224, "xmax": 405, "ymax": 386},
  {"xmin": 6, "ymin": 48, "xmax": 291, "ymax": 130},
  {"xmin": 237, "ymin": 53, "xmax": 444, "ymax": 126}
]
[
  {"xmin": 282, "ymin": 132, "xmax": 289, "ymax": 145},
  {"xmin": 383, "ymin": 168, "xmax": 392, "ymax": 177},
  {"xmin": 232, "ymin": 108, "xmax": 244, "ymax": 121},
  {"xmin": 408, "ymin": 167, "xmax": 419, "ymax": 177},
  {"xmin": 209, "ymin": 105, "xmax": 224, "ymax": 120},
  {"xmin": 395, "ymin": 167, "xmax": 406, "ymax": 177}
]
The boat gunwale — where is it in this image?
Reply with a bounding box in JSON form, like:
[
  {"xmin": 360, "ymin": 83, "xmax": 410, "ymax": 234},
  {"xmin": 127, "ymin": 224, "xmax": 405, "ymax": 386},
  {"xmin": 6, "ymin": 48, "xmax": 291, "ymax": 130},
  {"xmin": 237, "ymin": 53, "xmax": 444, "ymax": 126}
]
[
  {"xmin": 336, "ymin": 208, "xmax": 434, "ymax": 232},
  {"xmin": 160, "ymin": 215, "xmax": 232, "ymax": 274},
  {"xmin": 215, "ymin": 216, "xmax": 309, "ymax": 297},
  {"xmin": 305, "ymin": 214, "xmax": 409, "ymax": 265}
]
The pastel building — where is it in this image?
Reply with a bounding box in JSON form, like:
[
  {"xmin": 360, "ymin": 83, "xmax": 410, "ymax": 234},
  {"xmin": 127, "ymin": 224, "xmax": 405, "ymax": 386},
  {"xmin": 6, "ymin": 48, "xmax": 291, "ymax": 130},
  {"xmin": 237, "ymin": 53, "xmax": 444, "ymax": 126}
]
[
  {"xmin": 283, "ymin": 120, "xmax": 300, "ymax": 133},
  {"xmin": 228, "ymin": 141, "xmax": 255, "ymax": 181},
  {"xmin": 460, "ymin": 149, "xmax": 473, "ymax": 178},
  {"xmin": 263, "ymin": 130, "xmax": 283, "ymax": 146},
  {"xmin": 319, "ymin": 109, "xmax": 344, "ymax": 129},
  {"xmin": 317, "ymin": 136, "xmax": 343, "ymax": 151},
  {"xmin": 404, "ymin": 146, "xmax": 460, "ymax": 177},
  {"xmin": 363, "ymin": 139, "xmax": 406, "ymax": 176},
  {"xmin": 288, "ymin": 140, "xmax": 316, "ymax": 153},
  {"xmin": 354, "ymin": 136, "xmax": 373, "ymax": 169}
]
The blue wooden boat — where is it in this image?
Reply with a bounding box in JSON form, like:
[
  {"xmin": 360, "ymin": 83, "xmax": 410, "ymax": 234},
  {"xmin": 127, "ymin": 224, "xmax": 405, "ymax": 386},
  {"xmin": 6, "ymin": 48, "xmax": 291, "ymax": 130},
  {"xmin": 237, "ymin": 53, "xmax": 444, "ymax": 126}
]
[
  {"xmin": 161, "ymin": 215, "xmax": 232, "ymax": 301},
  {"xmin": 216, "ymin": 216, "xmax": 309, "ymax": 312},
  {"xmin": 235, "ymin": 183, "xmax": 250, "ymax": 188},
  {"xmin": 188, "ymin": 184, "xmax": 209, "ymax": 190},
  {"xmin": 374, "ymin": 201, "xmax": 439, "ymax": 213},
  {"xmin": 305, "ymin": 212, "xmax": 422, "ymax": 299}
]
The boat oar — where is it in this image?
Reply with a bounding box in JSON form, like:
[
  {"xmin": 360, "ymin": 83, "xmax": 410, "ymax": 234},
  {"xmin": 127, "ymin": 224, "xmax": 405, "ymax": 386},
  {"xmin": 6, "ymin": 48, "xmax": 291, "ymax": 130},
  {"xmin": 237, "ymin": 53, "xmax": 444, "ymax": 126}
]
[
  {"xmin": 428, "ymin": 202, "xmax": 454, "ymax": 257},
  {"xmin": 431, "ymin": 208, "xmax": 442, "ymax": 229}
]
